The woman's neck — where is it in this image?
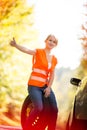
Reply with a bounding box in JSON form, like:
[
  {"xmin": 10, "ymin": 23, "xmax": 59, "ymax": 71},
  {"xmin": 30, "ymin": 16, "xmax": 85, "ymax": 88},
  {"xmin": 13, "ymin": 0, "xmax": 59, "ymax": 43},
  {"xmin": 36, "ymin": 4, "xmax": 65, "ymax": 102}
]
[{"xmin": 44, "ymin": 48, "xmax": 51, "ymax": 55}]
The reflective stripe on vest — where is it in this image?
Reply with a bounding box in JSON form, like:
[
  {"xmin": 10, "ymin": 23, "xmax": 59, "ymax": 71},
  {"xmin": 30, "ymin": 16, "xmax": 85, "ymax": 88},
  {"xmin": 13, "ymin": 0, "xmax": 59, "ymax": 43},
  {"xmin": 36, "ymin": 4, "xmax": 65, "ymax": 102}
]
[
  {"xmin": 33, "ymin": 68, "xmax": 47, "ymax": 75},
  {"xmin": 30, "ymin": 76, "xmax": 47, "ymax": 82}
]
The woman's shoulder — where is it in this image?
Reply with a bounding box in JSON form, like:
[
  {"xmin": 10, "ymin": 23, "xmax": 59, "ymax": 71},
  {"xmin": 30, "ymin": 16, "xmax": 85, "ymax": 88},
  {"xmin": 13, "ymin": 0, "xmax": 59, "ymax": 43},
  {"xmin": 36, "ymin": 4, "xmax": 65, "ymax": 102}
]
[
  {"xmin": 53, "ymin": 55, "xmax": 58, "ymax": 64},
  {"xmin": 35, "ymin": 48, "xmax": 44, "ymax": 53},
  {"xmin": 36, "ymin": 48, "xmax": 44, "ymax": 51}
]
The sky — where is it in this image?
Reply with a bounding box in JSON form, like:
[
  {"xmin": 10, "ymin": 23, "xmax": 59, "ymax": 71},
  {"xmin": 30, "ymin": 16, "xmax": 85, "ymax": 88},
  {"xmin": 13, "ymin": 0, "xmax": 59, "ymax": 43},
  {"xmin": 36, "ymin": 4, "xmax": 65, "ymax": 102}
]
[{"xmin": 27, "ymin": 0, "xmax": 85, "ymax": 69}]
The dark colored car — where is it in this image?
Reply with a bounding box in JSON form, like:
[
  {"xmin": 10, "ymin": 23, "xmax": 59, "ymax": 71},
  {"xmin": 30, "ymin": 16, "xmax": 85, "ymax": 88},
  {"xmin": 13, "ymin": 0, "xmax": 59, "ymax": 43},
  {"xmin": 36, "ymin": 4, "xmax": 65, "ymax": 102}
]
[{"xmin": 66, "ymin": 77, "xmax": 87, "ymax": 130}]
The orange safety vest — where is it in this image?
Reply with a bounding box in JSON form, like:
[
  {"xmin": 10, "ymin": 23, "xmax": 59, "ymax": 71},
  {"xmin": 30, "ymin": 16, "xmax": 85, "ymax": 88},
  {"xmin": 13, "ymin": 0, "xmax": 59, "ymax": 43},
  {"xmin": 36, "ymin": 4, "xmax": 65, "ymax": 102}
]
[{"xmin": 28, "ymin": 49, "xmax": 57, "ymax": 87}]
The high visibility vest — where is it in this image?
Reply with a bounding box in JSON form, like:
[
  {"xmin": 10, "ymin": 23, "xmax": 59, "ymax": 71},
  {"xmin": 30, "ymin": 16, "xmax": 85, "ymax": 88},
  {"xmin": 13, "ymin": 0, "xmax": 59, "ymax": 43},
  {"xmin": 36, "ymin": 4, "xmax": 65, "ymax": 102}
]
[{"xmin": 28, "ymin": 49, "xmax": 57, "ymax": 87}]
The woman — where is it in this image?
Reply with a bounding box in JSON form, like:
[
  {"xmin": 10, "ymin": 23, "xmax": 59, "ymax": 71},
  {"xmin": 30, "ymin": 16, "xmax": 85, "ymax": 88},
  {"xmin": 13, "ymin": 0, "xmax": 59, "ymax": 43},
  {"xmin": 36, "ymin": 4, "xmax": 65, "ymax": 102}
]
[{"xmin": 10, "ymin": 34, "xmax": 58, "ymax": 130}]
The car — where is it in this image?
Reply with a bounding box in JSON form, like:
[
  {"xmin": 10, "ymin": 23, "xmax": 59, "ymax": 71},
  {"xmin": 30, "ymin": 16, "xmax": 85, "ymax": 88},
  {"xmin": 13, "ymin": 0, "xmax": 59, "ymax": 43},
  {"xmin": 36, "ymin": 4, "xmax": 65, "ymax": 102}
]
[{"xmin": 66, "ymin": 77, "xmax": 87, "ymax": 130}]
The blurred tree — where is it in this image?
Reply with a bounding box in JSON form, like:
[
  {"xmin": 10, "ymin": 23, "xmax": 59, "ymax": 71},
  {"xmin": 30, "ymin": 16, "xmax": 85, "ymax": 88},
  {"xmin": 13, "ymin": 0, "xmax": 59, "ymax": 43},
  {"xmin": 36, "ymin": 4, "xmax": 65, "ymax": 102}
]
[
  {"xmin": 74, "ymin": 2, "xmax": 87, "ymax": 79},
  {"xmin": 0, "ymin": 0, "xmax": 38, "ymax": 126},
  {"xmin": 79, "ymin": 3, "xmax": 87, "ymax": 73}
]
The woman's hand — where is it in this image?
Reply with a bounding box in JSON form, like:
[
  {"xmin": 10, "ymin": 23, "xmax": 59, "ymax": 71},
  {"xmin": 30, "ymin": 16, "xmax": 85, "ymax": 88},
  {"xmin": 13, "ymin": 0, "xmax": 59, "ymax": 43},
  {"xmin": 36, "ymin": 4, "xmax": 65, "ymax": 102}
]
[
  {"xmin": 44, "ymin": 87, "xmax": 51, "ymax": 98},
  {"xmin": 10, "ymin": 38, "xmax": 16, "ymax": 47}
]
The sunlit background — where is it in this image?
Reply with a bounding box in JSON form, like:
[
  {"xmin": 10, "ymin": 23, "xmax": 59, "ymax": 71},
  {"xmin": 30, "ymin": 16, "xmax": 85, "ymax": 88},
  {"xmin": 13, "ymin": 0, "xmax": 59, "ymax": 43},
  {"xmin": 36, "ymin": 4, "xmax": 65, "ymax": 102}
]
[
  {"xmin": 0, "ymin": 0, "xmax": 87, "ymax": 129},
  {"xmin": 27, "ymin": 0, "xmax": 84, "ymax": 69}
]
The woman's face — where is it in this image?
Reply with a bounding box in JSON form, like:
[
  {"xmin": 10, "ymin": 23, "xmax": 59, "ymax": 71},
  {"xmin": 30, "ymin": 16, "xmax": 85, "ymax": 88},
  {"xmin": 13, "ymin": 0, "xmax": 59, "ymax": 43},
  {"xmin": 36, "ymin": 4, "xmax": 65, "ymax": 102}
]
[{"xmin": 45, "ymin": 35, "xmax": 57, "ymax": 50}]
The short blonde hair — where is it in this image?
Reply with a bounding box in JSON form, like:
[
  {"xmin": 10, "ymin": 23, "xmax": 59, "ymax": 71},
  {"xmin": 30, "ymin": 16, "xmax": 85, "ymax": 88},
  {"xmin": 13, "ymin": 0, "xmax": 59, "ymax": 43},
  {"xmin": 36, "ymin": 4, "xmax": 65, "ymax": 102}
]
[{"xmin": 45, "ymin": 34, "xmax": 58, "ymax": 45}]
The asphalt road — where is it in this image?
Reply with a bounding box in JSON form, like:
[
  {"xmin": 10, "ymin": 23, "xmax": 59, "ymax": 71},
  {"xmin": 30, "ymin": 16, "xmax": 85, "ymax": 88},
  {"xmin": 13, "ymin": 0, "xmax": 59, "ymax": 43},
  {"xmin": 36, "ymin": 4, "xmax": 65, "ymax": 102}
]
[
  {"xmin": 0, "ymin": 125, "xmax": 22, "ymax": 130},
  {"xmin": 0, "ymin": 125, "xmax": 61, "ymax": 130}
]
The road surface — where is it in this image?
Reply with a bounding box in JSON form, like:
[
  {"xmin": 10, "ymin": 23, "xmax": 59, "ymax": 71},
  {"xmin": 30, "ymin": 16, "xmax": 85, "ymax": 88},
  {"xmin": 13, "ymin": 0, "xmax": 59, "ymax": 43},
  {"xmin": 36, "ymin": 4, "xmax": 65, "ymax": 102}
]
[
  {"xmin": 0, "ymin": 125, "xmax": 61, "ymax": 130},
  {"xmin": 0, "ymin": 125, "xmax": 22, "ymax": 130}
]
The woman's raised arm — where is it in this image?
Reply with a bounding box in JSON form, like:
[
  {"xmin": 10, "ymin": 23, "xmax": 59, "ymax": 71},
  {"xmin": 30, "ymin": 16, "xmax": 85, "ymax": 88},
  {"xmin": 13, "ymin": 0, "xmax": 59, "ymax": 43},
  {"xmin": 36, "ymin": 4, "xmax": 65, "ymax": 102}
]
[{"xmin": 10, "ymin": 38, "xmax": 36, "ymax": 55}]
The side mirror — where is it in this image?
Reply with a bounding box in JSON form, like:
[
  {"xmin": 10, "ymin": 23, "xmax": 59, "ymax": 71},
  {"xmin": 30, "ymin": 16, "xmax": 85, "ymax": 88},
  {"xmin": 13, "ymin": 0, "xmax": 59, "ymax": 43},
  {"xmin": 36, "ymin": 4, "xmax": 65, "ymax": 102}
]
[{"xmin": 70, "ymin": 78, "xmax": 81, "ymax": 86}]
